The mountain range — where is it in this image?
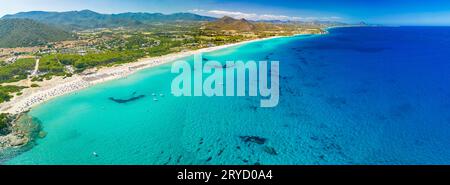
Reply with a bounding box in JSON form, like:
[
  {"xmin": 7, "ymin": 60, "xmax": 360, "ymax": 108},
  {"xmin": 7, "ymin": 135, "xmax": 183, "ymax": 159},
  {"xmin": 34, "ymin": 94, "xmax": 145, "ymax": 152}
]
[
  {"xmin": 203, "ymin": 16, "xmax": 300, "ymax": 32},
  {"xmin": 0, "ymin": 10, "xmax": 217, "ymax": 48},
  {"xmin": 0, "ymin": 10, "xmax": 343, "ymax": 48},
  {"xmin": 0, "ymin": 19, "xmax": 75, "ymax": 48},
  {"xmin": 204, "ymin": 16, "xmax": 257, "ymax": 32},
  {"xmin": 1, "ymin": 10, "xmax": 216, "ymax": 30}
]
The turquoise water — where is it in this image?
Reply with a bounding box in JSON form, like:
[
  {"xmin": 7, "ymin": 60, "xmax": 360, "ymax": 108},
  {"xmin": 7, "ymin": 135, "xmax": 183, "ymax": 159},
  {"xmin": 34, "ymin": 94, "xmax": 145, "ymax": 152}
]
[{"xmin": 5, "ymin": 27, "xmax": 450, "ymax": 164}]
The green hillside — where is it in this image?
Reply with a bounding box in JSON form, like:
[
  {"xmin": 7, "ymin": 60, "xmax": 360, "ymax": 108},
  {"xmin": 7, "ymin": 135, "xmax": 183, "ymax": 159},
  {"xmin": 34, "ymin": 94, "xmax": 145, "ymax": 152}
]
[
  {"xmin": 0, "ymin": 19, "xmax": 75, "ymax": 48},
  {"xmin": 204, "ymin": 16, "xmax": 257, "ymax": 32},
  {"xmin": 2, "ymin": 10, "xmax": 216, "ymax": 30}
]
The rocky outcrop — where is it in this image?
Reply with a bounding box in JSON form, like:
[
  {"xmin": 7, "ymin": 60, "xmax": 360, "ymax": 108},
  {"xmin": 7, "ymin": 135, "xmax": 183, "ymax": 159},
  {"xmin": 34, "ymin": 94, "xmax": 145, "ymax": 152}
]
[
  {"xmin": 0, "ymin": 133, "xmax": 28, "ymax": 148},
  {"xmin": 239, "ymin": 136, "xmax": 267, "ymax": 145},
  {"xmin": 0, "ymin": 114, "xmax": 41, "ymax": 151}
]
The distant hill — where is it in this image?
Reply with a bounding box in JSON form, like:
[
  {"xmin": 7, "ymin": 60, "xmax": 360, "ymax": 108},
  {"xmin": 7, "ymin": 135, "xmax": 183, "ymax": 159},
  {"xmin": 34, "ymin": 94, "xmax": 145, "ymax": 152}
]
[
  {"xmin": 2, "ymin": 10, "xmax": 217, "ymax": 30},
  {"xmin": 357, "ymin": 21, "xmax": 368, "ymax": 26},
  {"xmin": 0, "ymin": 19, "xmax": 75, "ymax": 48},
  {"xmin": 204, "ymin": 16, "xmax": 257, "ymax": 32},
  {"xmin": 203, "ymin": 16, "xmax": 289, "ymax": 32}
]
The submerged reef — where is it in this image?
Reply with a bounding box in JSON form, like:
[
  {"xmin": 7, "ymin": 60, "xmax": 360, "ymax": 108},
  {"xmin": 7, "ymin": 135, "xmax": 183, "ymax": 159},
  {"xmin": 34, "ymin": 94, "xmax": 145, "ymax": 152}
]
[
  {"xmin": 109, "ymin": 94, "xmax": 146, "ymax": 104},
  {"xmin": 239, "ymin": 136, "xmax": 267, "ymax": 145},
  {"xmin": 0, "ymin": 113, "xmax": 42, "ymax": 161},
  {"xmin": 263, "ymin": 146, "xmax": 278, "ymax": 155},
  {"xmin": 208, "ymin": 64, "xmax": 235, "ymax": 69}
]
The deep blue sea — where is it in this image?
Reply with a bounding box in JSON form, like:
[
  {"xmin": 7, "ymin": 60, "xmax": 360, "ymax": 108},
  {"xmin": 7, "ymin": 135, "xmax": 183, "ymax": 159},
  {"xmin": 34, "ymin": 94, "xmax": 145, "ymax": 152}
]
[{"xmin": 4, "ymin": 27, "xmax": 450, "ymax": 164}]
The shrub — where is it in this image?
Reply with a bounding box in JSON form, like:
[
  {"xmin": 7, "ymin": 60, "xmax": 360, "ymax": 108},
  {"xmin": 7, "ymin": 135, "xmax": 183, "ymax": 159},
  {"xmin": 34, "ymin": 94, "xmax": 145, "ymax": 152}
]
[{"xmin": 30, "ymin": 83, "xmax": 40, "ymax": 88}]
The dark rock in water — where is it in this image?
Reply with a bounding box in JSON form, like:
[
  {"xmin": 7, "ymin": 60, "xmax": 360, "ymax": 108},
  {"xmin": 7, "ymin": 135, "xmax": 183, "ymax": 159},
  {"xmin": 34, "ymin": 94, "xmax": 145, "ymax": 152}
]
[
  {"xmin": 222, "ymin": 64, "xmax": 233, "ymax": 68},
  {"xmin": 316, "ymin": 76, "xmax": 325, "ymax": 81},
  {"xmin": 390, "ymin": 103, "xmax": 414, "ymax": 119},
  {"xmin": 214, "ymin": 64, "xmax": 235, "ymax": 69},
  {"xmin": 202, "ymin": 57, "xmax": 209, "ymax": 61},
  {"xmin": 324, "ymin": 143, "xmax": 342, "ymax": 151},
  {"xmin": 163, "ymin": 157, "xmax": 172, "ymax": 165},
  {"xmin": 242, "ymin": 159, "xmax": 249, "ymax": 163},
  {"xmin": 38, "ymin": 131, "xmax": 47, "ymax": 138},
  {"xmin": 109, "ymin": 95, "xmax": 145, "ymax": 103},
  {"xmin": 303, "ymin": 82, "xmax": 319, "ymax": 88},
  {"xmin": 206, "ymin": 156, "xmax": 212, "ymax": 162},
  {"xmin": 239, "ymin": 136, "xmax": 267, "ymax": 145},
  {"xmin": 326, "ymin": 96, "xmax": 347, "ymax": 108},
  {"xmin": 249, "ymin": 105, "xmax": 258, "ymax": 111},
  {"xmin": 281, "ymin": 75, "xmax": 294, "ymax": 80},
  {"xmin": 310, "ymin": 136, "xmax": 320, "ymax": 141},
  {"xmin": 352, "ymin": 87, "xmax": 369, "ymax": 95},
  {"xmin": 319, "ymin": 155, "xmax": 325, "ymax": 160},
  {"xmin": 217, "ymin": 148, "xmax": 225, "ymax": 156},
  {"xmin": 176, "ymin": 155, "xmax": 182, "ymax": 163},
  {"xmin": 263, "ymin": 146, "xmax": 278, "ymax": 155},
  {"xmin": 298, "ymin": 57, "xmax": 309, "ymax": 65}
]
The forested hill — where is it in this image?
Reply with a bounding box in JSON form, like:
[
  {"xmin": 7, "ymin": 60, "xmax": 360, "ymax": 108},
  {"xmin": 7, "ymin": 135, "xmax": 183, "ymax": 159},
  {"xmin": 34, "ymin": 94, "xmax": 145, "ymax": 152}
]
[
  {"xmin": 0, "ymin": 19, "xmax": 75, "ymax": 48},
  {"xmin": 2, "ymin": 10, "xmax": 217, "ymax": 30}
]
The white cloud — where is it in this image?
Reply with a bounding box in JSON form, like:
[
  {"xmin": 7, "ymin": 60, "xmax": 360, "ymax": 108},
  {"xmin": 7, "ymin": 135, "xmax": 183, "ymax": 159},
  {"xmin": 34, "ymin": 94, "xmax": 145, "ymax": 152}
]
[
  {"xmin": 208, "ymin": 10, "xmax": 258, "ymax": 20},
  {"xmin": 189, "ymin": 9, "xmax": 341, "ymax": 22},
  {"xmin": 190, "ymin": 9, "xmax": 206, "ymax": 13}
]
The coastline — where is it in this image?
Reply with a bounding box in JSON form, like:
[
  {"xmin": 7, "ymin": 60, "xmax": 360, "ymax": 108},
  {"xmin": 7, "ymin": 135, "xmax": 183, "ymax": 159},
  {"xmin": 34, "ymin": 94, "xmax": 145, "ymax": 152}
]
[{"xmin": 0, "ymin": 35, "xmax": 287, "ymax": 115}]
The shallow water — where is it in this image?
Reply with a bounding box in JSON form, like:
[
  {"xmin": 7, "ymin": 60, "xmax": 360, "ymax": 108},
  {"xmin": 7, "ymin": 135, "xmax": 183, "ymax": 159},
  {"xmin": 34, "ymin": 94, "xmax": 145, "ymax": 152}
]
[{"xmin": 5, "ymin": 27, "xmax": 450, "ymax": 164}]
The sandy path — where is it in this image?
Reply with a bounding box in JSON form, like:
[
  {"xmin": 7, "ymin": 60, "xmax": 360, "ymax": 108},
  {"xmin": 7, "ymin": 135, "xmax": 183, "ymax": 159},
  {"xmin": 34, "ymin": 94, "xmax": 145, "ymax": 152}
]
[{"xmin": 31, "ymin": 59, "xmax": 39, "ymax": 76}]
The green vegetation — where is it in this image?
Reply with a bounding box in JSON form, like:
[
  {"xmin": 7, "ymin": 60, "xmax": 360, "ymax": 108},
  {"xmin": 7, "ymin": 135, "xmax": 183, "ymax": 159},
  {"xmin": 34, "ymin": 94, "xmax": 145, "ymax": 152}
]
[
  {"xmin": 31, "ymin": 76, "xmax": 43, "ymax": 82},
  {"xmin": 38, "ymin": 55, "xmax": 66, "ymax": 76},
  {"xmin": 0, "ymin": 58, "xmax": 35, "ymax": 83},
  {"xmin": 0, "ymin": 59, "xmax": 30, "ymax": 103},
  {"xmin": 0, "ymin": 85, "xmax": 25, "ymax": 103},
  {"xmin": 0, "ymin": 113, "xmax": 13, "ymax": 135},
  {"xmin": 2, "ymin": 10, "xmax": 215, "ymax": 30},
  {"xmin": 0, "ymin": 19, "xmax": 75, "ymax": 48},
  {"xmin": 73, "ymin": 51, "xmax": 145, "ymax": 71},
  {"xmin": 32, "ymin": 50, "xmax": 145, "ymax": 75},
  {"xmin": 204, "ymin": 16, "xmax": 325, "ymax": 37},
  {"xmin": 30, "ymin": 83, "xmax": 39, "ymax": 88},
  {"xmin": 205, "ymin": 16, "xmax": 256, "ymax": 32}
]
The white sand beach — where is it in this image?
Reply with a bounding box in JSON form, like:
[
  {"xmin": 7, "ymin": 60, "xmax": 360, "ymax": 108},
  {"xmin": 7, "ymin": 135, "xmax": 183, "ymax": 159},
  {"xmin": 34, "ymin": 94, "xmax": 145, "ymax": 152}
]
[{"xmin": 0, "ymin": 36, "xmax": 283, "ymax": 114}]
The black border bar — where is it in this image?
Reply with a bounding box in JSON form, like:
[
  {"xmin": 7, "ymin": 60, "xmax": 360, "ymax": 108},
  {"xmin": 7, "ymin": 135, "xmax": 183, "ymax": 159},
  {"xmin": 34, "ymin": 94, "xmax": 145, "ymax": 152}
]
[{"xmin": 1, "ymin": 165, "xmax": 449, "ymax": 183}]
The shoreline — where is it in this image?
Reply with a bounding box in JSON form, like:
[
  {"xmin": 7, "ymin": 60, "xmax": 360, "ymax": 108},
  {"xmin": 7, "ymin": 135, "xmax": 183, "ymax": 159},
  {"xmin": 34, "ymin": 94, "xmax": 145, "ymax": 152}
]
[{"xmin": 0, "ymin": 35, "xmax": 287, "ymax": 115}]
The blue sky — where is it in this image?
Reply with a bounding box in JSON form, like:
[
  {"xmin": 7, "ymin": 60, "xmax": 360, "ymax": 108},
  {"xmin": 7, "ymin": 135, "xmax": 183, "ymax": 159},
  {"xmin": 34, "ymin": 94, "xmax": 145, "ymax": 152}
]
[{"xmin": 2, "ymin": 0, "xmax": 450, "ymax": 25}]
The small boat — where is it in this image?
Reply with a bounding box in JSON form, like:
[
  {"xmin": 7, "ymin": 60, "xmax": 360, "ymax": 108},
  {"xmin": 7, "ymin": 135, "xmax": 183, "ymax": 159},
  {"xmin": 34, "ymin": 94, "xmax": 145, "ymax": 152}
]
[
  {"xmin": 92, "ymin": 152, "xmax": 98, "ymax": 157},
  {"xmin": 152, "ymin": 93, "xmax": 156, "ymax": 96},
  {"xmin": 159, "ymin": 93, "xmax": 164, "ymax": 97},
  {"xmin": 153, "ymin": 98, "xmax": 158, "ymax": 101}
]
